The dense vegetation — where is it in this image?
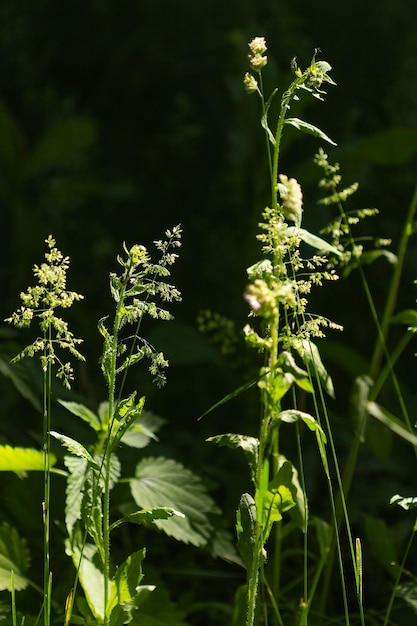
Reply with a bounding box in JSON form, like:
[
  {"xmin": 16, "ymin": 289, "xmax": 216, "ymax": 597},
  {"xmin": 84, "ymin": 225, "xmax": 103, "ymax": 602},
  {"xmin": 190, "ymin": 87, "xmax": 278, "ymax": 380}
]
[{"xmin": 1, "ymin": 2, "xmax": 417, "ymax": 624}]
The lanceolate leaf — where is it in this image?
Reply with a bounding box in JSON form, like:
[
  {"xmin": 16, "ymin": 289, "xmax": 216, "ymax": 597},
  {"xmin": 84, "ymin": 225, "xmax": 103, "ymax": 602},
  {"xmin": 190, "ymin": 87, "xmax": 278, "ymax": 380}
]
[
  {"xmin": 50, "ymin": 431, "xmax": 98, "ymax": 467},
  {"xmin": 367, "ymin": 402, "xmax": 417, "ymax": 447},
  {"xmin": 284, "ymin": 117, "xmax": 337, "ymax": 145},
  {"xmin": 0, "ymin": 523, "xmax": 30, "ymax": 591},
  {"xmin": 277, "ymin": 409, "xmax": 327, "ymax": 441},
  {"xmin": 295, "ymin": 228, "xmax": 341, "ymax": 257},
  {"xmin": 236, "ymin": 493, "xmax": 257, "ymax": 576},
  {"xmin": 0, "ymin": 445, "xmax": 56, "ymax": 474},
  {"xmin": 300, "ymin": 340, "xmax": 335, "ymax": 398},
  {"xmin": 110, "ymin": 508, "xmax": 185, "ymax": 532},
  {"xmin": 261, "ymin": 88, "xmax": 279, "ymax": 146}
]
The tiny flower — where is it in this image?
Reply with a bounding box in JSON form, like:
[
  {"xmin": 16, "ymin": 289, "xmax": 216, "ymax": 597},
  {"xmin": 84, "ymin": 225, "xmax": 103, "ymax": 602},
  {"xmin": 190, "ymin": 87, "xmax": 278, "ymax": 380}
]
[
  {"xmin": 278, "ymin": 174, "xmax": 303, "ymax": 225},
  {"xmin": 244, "ymin": 72, "xmax": 258, "ymax": 94},
  {"xmin": 249, "ymin": 53, "xmax": 267, "ymax": 72},
  {"xmin": 248, "ymin": 37, "xmax": 267, "ymax": 56}
]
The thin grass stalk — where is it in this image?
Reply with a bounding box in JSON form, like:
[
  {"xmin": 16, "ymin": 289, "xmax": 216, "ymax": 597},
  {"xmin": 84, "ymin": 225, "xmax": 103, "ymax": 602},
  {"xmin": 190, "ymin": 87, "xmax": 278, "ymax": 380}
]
[{"xmin": 42, "ymin": 330, "xmax": 52, "ymax": 626}]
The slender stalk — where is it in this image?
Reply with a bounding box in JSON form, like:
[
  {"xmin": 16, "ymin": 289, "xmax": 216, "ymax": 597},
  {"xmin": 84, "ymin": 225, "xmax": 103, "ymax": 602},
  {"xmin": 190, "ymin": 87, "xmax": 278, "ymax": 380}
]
[{"xmin": 43, "ymin": 331, "xmax": 52, "ymax": 626}]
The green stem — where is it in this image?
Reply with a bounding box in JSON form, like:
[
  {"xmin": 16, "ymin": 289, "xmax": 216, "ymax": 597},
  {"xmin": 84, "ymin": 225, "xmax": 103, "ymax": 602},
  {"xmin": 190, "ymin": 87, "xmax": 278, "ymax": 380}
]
[{"xmin": 43, "ymin": 332, "xmax": 52, "ymax": 626}]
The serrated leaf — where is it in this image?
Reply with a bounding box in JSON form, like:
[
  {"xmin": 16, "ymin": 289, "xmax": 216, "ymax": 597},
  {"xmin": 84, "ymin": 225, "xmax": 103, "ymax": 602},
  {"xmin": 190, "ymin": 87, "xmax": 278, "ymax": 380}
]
[
  {"xmin": 130, "ymin": 457, "xmax": 219, "ymax": 547},
  {"xmin": 207, "ymin": 434, "xmax": 259, "ymax": 478},
  {"xmin": 110, "ymin": 394, "xmax": 146, "ymax": 451},
  {"xmin": 285, "ymin": 117, "xmax": 337, "ymax": 145},
  {"xmin": 0, "ymin": 445, "xmax": 56, "ymax": 474},
  {"xmin": 129, "ymin": 583, "xmax": 189, "ymax": 626},
  {"xmin": 0, "ymin": 523, "xmax": 30, "ymax": 591},
  {"xmin": 58, "ymin": 400, "xmax": 101, "ymax": 431},
  {"xmin": 50, "ymin": 431, "xmax": 98, "ymax": 467},
  {"xmin": 120, "ymin": 411, "xmax": 165, "ymax": 449}
]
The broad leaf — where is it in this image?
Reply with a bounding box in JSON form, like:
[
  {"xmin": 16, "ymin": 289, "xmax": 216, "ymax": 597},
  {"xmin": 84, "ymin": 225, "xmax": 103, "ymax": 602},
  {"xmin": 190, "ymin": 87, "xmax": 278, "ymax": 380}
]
[
  {"xmin": 263, "ymin": 460, "xmax": 297, "ymax": 539},
  {"xmin": 58, "ymin": 400, "xmax": 101, "ymax": 431},
  {"xmin": 292, "ymin": 227, "xmax": 341, "ymax": 256},
  {"xmin": 0, "ymin": 445, "xmax": 56, "ymax": 475},
  {"xmin": 67, "ymin": 541, "xmax": 107, "ymax": 621},
  {"xmin": 110, "ymin": 394, "xmax": 146, "ymax": 451},
  {"xmin": 130, "ymin": 457, "xmax": 221, "ymax": 547},
  {"xmin": 284, "ymin": 117, "xmax": 337, "ymax": 145},
  {"xmin": 0, "ymin": 523, "xmax": 30, "ymax": 591},
  {"xmin": 129, "ymin": 583, "xmax": 189, "ymax": 626},
  {"xmin": 120, "ymin": 411, "xmax": 165, "ymax": 449},
  {"xmin": 107, "ymin": 549, "xmax": 152, "ymax": 622},
  {"xmin": 207, "ymin": 434, "xmax": 258, "ymax": 479}
]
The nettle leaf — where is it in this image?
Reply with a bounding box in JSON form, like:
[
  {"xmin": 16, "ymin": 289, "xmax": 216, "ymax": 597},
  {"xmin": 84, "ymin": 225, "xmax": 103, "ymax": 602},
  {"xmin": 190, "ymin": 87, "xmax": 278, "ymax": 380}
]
[
  {"xmin": 0, "ymin": 522, "xmax": 30, "ymax": 591},
  {"xmin": 284, "ymin": 117, "xmax": 337, "ymax": 145},
  {"xmin": 58, "ymin": 400, "xmax": 101, "ymax": 431},
  {"xmin": 120, "ymin": 411, "xmax": 165, "ymax": 449},
  {"xmin": 263, "ymin": 460, "xmax": 297, "ymax": 540},
  {"xmin": 0, "ymin": 445, "xmax": 56, "ymax": 475},
  {"xmin": 207, "ymin": 434, "xmax": 259, "ymax": 479},
  {"xmin": 130, "ymin": 457, "xmax": 221, "ymax": 548},
  {"xmin": 50, "ymin": 431, "xmax": 98, "ymax": 467}
]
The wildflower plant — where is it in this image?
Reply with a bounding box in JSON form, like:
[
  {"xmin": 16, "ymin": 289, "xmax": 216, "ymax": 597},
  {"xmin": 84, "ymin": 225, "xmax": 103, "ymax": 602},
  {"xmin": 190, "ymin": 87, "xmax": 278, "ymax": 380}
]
[
  {"xmin": 5, "ymin": 234, "xmax": 85, "ymax": 626},
  {"xmin": 207, "ymin": 38, "xmax": 358, "ymax": 626}
]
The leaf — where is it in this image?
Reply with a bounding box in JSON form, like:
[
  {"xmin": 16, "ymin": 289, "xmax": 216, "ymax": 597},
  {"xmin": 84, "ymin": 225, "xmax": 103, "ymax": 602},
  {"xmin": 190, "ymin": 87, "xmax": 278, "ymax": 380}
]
[
  {"xmin": 207, "ymin": 434, "xmax": 259, "ymax": 479},
  {"xmin": 284, "ymin": 117, "xmax": 337, "ymax": 145},
  {"xmin": 110, "ymin": 394, "xmax": 146, "ymax": 451},
  {"xmin": 50, "ymin": 431, "xmax": 98, "ymax": 467},
  {"xmin": 64, "ymin": 455, "xmax": 89, "ymax": 537},
  {"xmin": 343, "ymin": 249, "xmax": 397, "ymax": 277},
  {"xmin": 198, "ymin": 377, "xmax": 259, "ymax": 420},
  {"xmin": 0, "ymin": 523, "xmax": 30, "ymax": 591},
  {"xmin": 129, "ymin": 583, "xmax": 189, "ymax": 626},
  {"xmin": 236, "ymin": 493, "xmax": 257, "ymax": 576},
  {"xmin": 0, "ymin": 355, "xmax": 42, "ymax": 412},
  {"xmin": 294, "ymin": 227, "xmax": 341, "ymax": 256},
  {"xmin": 263, "ymin": 460, "xmax": 297, "ymax": 539},
  {"xmin": 120, "ymin": 411, "xmax": 165, "ymax": 449},
  {"xmin": 367, "ymin": 402, "xmax": 417, "ymax": 447},
  {"xmin": 299, "ymin": 340, "xmax": 335, "ymax": 398},
  {"xmin": 0, "ymin": 445, "xmax": 56, "ymax": 475},
  {"xmin": 106, "ymin": 549, "xmax": 152, "ymax": 622},
  {"xmin": 58, "ymin": 400, "xmax": 102, "ymax": 431},
  {"xmin": 129, "ymin": 457, "xmax": 220, "ymax": 547},
  {"xmin": 390, "ymin": 309, "xmax": 417, "ymax": 327},
  {"xmin": 277, "ymin": 409, "xmax": 327, "ymax": 442},
  {"xmin": 67, "ymin": 541, "xmax": 107, "ymax": 621},
  {"xmin": 110, "ymin": 508, "xmax": 185, "ymax": 532},
  {"xmin": 261, "ymin": 88, "xmax": 279, "ymax": 146}
]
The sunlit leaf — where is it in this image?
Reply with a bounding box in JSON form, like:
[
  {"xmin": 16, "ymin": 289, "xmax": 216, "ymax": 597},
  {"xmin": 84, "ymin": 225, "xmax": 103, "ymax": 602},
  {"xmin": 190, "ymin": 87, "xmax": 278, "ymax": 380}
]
[
  {"xmin": 58, "ymin": 400, "xmax": 101, "ymax": 431},
  {"xmin": 284, "ymin": 117, "xmax": 337, "ymax": 145},
  {"xmin": 0, "ymin": 445, "xmax": 56, "ymax": 475},
  {"xmin": 207, "ymin": 434, "xmax": 258, "ymax": 479}
]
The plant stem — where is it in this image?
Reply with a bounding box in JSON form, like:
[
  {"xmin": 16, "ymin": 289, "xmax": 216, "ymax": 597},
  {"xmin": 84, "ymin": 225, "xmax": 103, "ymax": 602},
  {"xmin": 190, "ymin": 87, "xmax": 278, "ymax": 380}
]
[{"xmin": 43, "ymin": 332, "xmax": 52, "ymax": 626}]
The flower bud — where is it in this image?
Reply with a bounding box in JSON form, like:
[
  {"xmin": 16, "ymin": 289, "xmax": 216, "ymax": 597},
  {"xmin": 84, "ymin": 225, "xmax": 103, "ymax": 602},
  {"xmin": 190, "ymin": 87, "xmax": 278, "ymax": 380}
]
[
  {"xmin": 243, "ymin": 72, "xmax": 258, "ymax": 94},
  {"xmin": 278, "ymin": 175, "xmax": 303, "ymax": 225}
]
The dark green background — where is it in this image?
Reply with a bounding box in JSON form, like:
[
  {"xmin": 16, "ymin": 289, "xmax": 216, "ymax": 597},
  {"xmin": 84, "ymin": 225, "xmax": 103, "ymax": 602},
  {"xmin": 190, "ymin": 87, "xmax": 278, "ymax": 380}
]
[{"xmin": 1, "ymin": 1, "xmax": 417, "ymax": 623}]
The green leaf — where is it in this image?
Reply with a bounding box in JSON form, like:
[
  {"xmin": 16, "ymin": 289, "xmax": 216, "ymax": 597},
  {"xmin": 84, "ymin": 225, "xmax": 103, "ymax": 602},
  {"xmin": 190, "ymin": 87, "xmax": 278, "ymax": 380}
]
[
  {"xmin": 50, "ymin": 431, "xmax": 98, "ymax": 467},
  {"xmin": 0, "ymin": 445, "xmax": 56, "ymax": 475},
  {"xmin": 0, "ymin": 523, "xmax": 30, "ymax": 591},
  {"xmin": 198, "ymin": 377, "xmax": 259, "ymax": 421},
  {"xmin": 291, "ymin": 227, "xmax": 341, "ymax": 256},
  {"xmin": 0, "ymin": 355, "xmax": 42, "ymax": 412},
  {"xmin": 106, "ymin": 549, "xmax": 153, "ymax": 623},
  {"xmin": 64, "ymin": 455, "xmax": 89, "ymax": 537},
  {"xmin": 58, "ymin": 400, "xmax": 102, "ymax": 431},
  {"xmin": 367, "ymin": 402, "xmax": 417, "ymax": 447},
  {"xmin": 67, "ymin": 541, "xmax": 107, "ymax": 621},
  {"xmin": 207, "ymin": 434, "xmax": 259, "ymax": 479},
  {"xmin": 236, "ymin": 493, "xmax": 257, "ymax": 576},
  {"xmin": 261, "ymin": 88, "xmax": 279, "ymax": 146},
  {"xmin": 343, "ymin": 249, "xmax": 397, "ymax": 277},
  {"xmin": 110, "ymin": 507, "xmax": 185, "ymax": 532},
  {"xmin": 263, "ymin": 460, "xmax": 297, "ymax": 539},
  {"xmin": 299, "ymin": 340, "xmax": 335, "ymax": 398},
  {"xmin": 276, "ymin": 409, "xmax": 327, "ymax": 442},
  {"xmin": 390, "ymin": 309, "xmax": 417, "ymax": 327},
  {"xmin": 129, "ymin": 583, "xmax": 189, "ymax": 626},
  {"xmin": 120, "ymin": 411, "xmax": 165, "ymax": 449},
  {"xmin": 129, "ymin": 457, "xmax": 221, "ymax": 548},
  {"xmin": 284, "ymin": 117, "xmax": 337, "ymax": 145},
  {"xmin": 110, "ymin": 394, "xmax": 146, "ymax": 451}
]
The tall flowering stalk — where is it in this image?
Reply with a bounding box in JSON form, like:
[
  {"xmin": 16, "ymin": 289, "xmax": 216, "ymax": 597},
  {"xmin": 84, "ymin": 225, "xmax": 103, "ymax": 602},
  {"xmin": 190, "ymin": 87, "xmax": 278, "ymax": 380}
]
[
  {"xmin": 5, "ymin": 235, "xmax": 84, "ymax": 626},
  {"xmin": 210, "ymin": 39, "xmax": 342, "ymax": 625}
]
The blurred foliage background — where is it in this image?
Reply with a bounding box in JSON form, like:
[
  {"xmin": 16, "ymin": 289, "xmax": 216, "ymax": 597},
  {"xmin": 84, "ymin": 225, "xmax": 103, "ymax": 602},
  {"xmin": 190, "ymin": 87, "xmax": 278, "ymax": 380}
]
[{"xmin": 1, "ymin": 0, "xmax": 417, "ymax": 623}]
